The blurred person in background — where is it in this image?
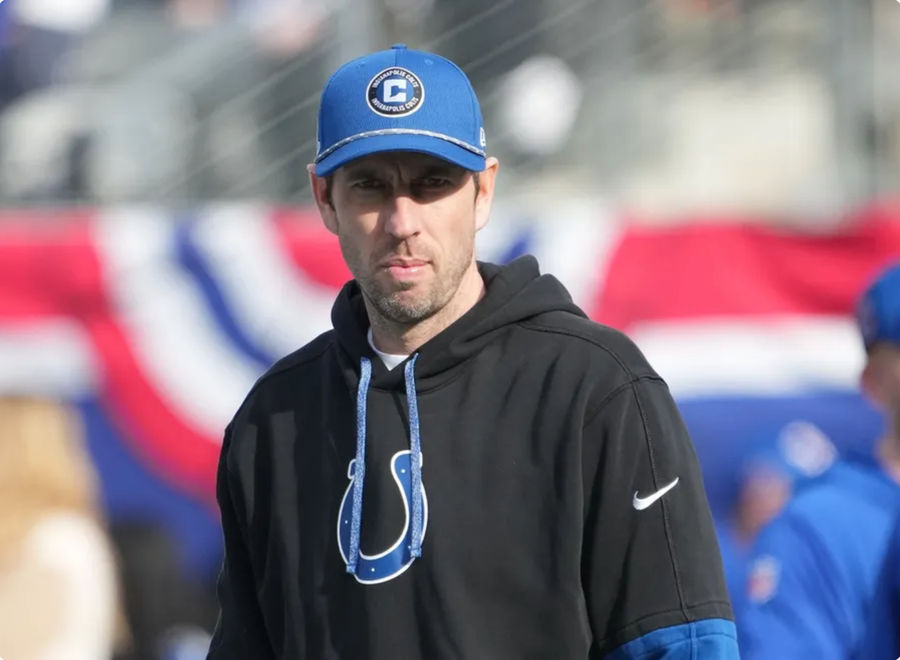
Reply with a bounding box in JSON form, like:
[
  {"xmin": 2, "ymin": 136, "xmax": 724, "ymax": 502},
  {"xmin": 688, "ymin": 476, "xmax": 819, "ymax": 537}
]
[
  {"xmin": 207, "ymin": 44, "xmax": 737, "ymax": 659},
  {"xmin": 857, "ymin": 514, "xmax": 900, "ymax": 659},
  {"xmin": 715, "ymin": 420, "xmax": 835, "ymax": 612},
  {"xmin": 111, "ymin": 518, "xmax": 220, "ymax": 660},
  {"xmin": 0, "ymin": 396, "xmax": 120, "ymax": 660},
  {"xmin": 738, "ymin": 261, "xmax": 900, "ymax": 659}
]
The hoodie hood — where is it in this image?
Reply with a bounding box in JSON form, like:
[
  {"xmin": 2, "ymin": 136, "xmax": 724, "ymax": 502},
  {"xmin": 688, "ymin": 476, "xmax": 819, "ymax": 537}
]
[{"xmin": 330, "ymin": 255, "xmax": 586, "ymax": 391}]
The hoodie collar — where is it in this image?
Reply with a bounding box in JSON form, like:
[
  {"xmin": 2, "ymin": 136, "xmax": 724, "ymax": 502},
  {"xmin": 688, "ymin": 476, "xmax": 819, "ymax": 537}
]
[{"xmin": 331, "ymin": 255, "xmax": 585, "ymax": 391}]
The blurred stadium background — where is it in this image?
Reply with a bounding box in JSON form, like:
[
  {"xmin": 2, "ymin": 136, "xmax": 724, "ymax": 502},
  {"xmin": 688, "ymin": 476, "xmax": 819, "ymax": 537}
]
[{"xmin": 1, "ymin": 0, "xmax": 899, "ymax": 657}]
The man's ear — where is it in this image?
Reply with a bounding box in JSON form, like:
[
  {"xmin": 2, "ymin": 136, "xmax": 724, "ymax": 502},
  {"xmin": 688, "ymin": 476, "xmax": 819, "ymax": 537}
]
[
  {"xmin": 308, "ymin": 163, "xmax": 338, "ymax": 235},
  {"xmin": 474, "ymin": 157, "xmax": 499, "ymax": 232}
]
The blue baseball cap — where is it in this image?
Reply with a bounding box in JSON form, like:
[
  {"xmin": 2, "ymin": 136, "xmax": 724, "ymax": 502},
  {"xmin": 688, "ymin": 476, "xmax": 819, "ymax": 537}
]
[
  {"xmin": 314, "ymin": 44, "xmax": 487, "ymax": 176},
  {"xmin": 858, "ymin": 262, "xmax": 900, "ymax": 351}
]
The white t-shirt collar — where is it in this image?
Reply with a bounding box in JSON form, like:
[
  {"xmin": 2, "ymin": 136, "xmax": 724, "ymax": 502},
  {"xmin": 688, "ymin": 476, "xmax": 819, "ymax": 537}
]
[{"xmin": 367, "ymin": 328, "xmax": 409, "ymax": 370}]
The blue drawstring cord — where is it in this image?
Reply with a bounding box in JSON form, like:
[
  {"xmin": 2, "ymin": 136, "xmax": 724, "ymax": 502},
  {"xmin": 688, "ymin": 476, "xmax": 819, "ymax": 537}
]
[
  {"xmin": 404, "ymin": 354, "xmax": 423, "ymax": 558},
  {"xmin": 346, "ymin": 357, "xmax": 372, "ymax": 574},
  {"xmin": 346, "ymin": 354, "xmax": 424, "ymax": 574}
]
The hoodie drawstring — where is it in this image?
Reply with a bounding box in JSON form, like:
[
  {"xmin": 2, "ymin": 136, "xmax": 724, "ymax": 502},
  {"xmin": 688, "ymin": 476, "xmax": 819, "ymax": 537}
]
[
  {"xmin": 347, "ymin": 356, "xmax": 372, "ymax": 574},
  {"xmin": 404, "ymin": 354, "xmax": 424, "ymax": 558},
  {"xmin": 346, "ymin": 354, "xmax": 424, "ymax": 575}
]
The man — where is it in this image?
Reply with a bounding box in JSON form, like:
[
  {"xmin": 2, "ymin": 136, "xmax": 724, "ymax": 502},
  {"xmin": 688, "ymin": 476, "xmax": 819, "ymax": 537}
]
[
  {"xmin": 738, "ymin": 262, "xmax": 900, "ymax": 659},
  {"xmin": 858, "ymin": 515, "xmax": 900, "ymax": 659},
  {"xmin": 207, "ymin": 44, "xmax": 736, "ymax": 659},
  {"xmin": 716, "ymin": 421, "xmax": 835, "ymax": 609}
]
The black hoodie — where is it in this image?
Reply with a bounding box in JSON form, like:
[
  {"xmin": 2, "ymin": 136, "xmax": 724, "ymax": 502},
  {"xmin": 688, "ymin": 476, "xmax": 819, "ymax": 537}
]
[{"xmin": 207, "ymin": 256, "xmax": 734, "ymax": 659}]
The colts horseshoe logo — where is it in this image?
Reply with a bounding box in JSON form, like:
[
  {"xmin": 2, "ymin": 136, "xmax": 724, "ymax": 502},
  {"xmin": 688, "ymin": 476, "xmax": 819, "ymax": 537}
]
[{"xmin": 337, "ymin": 450, "xmax": 429, "ymax": 584}]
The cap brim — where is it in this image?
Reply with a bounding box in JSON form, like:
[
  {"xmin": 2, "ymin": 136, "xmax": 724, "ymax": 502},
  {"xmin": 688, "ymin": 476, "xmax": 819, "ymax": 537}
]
[{"xmin": 314, "ymin": 133, "xmax": 486, "ymax": 176}]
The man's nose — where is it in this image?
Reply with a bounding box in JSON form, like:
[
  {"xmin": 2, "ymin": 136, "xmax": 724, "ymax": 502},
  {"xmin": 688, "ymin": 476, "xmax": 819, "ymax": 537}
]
[{"xmin": 383, "ymin": 192, "xmax": 422, "ymax": 240}]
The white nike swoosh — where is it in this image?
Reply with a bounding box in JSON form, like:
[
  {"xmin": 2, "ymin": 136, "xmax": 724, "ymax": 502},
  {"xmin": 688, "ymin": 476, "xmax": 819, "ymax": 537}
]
[{"xmin": 632, "ymin": 477, "xmax": 680, "ymax": 511}]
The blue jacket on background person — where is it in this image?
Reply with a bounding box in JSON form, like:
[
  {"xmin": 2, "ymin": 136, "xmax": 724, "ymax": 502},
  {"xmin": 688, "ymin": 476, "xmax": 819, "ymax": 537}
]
[{"xmin": 738, "ymin": 262, "xmax": 900, "ymax": 659}]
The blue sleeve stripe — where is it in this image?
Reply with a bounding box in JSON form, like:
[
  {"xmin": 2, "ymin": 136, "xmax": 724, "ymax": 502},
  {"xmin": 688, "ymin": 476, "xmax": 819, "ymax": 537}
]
[{"xmin": 604, "ymin": 618, "xmax": 739, "ymax": 660}]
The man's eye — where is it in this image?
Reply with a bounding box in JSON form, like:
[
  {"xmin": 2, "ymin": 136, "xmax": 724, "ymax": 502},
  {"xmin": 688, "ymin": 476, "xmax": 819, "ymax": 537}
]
[
  {"xmin": 419, "ymin": 177, "xmax": 451, "ymax": 188},
  {"xmin": 353, "ymin": 179, "xmax": 385, "ymax": 191}
]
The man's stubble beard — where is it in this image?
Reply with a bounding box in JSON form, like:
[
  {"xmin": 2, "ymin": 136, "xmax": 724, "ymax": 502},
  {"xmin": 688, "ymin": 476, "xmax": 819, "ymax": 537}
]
[{"xmin": 342, "ymin": 236, "xmax": 475, "ymax": 327}]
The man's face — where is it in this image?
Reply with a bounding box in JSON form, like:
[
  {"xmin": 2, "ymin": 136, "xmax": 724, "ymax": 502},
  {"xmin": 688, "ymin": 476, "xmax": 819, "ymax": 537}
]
[
  {"xmin": 863, "ymin": 343, "xmax": 900, "ymax": 411},
  {"xmin": 310, "ymin": 151, "xmax": 497, "ymax": 325}
]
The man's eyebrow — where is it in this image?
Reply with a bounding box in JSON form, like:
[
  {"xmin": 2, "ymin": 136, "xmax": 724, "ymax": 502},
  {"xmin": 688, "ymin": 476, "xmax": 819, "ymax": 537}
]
[
  {"xmin": 418, "ymin": 165, "xmax": 465, "ymax": 178},
  {"xmin": 342, "ymin": 167, "xmax": 381, "ymax": 180}
]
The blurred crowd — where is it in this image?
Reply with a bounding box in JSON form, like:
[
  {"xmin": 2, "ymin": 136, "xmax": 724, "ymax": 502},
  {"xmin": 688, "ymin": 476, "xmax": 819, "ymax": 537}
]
[
  {"xmin": 0, "ymin": 0, "xmax": 335, "ymax": 203},
  {"xmin": 0, "ymin": 0, "xmax": 898, "ymax": 214}
]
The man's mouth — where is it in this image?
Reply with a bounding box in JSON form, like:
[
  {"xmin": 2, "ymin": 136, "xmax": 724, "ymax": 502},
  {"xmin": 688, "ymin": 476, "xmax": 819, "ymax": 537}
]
[{"xmin": 381, "ymin": 258, "xmax": 430, "ymax": 280}]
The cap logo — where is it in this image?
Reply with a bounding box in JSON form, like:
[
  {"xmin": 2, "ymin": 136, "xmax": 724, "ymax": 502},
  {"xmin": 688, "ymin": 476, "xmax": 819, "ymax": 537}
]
[{"xmin": 367, "ymin": 67, "xmax": 424, "ymax": 117}]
